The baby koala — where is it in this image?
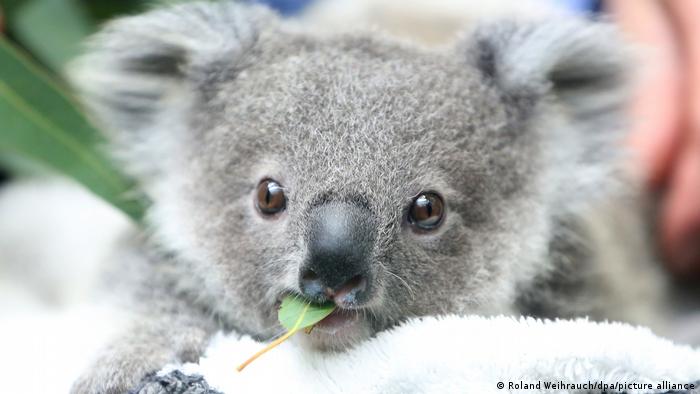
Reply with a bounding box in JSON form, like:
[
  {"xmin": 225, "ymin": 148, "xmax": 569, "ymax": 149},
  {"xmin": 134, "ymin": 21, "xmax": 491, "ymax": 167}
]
[{"xmin": 70, "ymin": 1, "xmax": 669, "ymax": 392}]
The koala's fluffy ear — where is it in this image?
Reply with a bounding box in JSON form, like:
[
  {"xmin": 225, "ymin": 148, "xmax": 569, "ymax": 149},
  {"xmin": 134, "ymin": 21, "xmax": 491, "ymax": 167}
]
[
  {"xmin": 70, "ymin": 2, "xmax": 276, "ymax": 136},
  {"xmin": 462, "ymin": 19, "xmax": 632, "ymax": 206},
  {"xmin": 463, "ymin": 18, "xmax": 629, "ymax": 124}
]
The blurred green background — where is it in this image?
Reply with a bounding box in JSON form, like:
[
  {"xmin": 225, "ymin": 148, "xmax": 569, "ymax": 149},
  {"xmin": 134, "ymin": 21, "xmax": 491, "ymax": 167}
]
[
  {"xmin": 1, "ymin": 0, "xmax": 156, "ymax": 72},
  {"xmin": 0, "ymin": 0, "xmax": 168, "ymax": 221}
]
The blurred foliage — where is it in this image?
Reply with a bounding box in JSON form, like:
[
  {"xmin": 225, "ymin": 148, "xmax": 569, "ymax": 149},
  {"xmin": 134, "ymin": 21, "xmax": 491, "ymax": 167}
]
[
  {"xmin": 1, "ymin": 0, "xmax": 154, "ymax": 72},
  {"xmin": 11, "ymin": 0, "xmax": 93, "ymax": 71},
  {"xmin": 0, "ymin": 0, "xmax": 155, "ymax": 221},
  {"xmin": 0, "ymin": 39, "xmax": 146, "ymax": 220}
]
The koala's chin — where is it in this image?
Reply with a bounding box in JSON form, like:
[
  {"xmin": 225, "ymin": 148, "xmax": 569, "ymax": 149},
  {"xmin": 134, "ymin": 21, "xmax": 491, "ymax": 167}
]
[{"xmin": 299, "ymin": 310, "xmax": 375, "ymax": 351}]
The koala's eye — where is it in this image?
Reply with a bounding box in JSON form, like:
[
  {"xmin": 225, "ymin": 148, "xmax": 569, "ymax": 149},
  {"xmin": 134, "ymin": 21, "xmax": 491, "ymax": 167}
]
[
  {"xmin": 408, "ymin": 192, "xmax": 444, "ymax": 231},
  {"xmin": 256, "ymin": 179, "xmax": 286, "ymax": 215}
]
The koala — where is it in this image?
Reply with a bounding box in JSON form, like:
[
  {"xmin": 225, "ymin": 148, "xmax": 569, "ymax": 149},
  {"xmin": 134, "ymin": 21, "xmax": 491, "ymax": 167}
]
[{"xmin": 69, "ymin": 1, "xmax": 671, "ymax": 392}]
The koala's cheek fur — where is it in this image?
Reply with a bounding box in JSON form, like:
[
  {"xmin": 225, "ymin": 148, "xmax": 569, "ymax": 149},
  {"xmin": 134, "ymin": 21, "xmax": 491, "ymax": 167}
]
[
  {"xmin": 378, "ymin": 194, "xmax": 552, "ymax": 324},
  {"xmin": 141, "ymin": 154, "xmax": 296, "ymax": 337}
]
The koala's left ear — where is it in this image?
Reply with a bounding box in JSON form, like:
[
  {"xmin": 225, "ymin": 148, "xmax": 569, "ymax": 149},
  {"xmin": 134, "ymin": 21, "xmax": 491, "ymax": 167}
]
[{"xmin": 462, "ymin": 18, "xmax": 629, "ymax": 123}]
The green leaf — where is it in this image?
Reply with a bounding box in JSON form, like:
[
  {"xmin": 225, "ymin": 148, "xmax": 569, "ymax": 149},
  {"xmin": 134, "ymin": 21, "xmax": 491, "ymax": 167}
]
[
  {"xmin": 278, "ymin": 296, "xmax": 336, "ymax": 331},
  {"xmin": 0, "ymin": 37, "xmax": 146, "ymax": 221},
  {"xmin": 237, "ymin": 297, "xmax": 336, "ymax": 371}
]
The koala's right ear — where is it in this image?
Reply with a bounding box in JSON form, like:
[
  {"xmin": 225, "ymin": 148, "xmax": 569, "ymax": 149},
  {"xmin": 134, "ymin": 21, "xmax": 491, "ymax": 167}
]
[
  {"xmin": 70, "ymin": 2, "xmax": 276, "ymax": 136},
  {"xmin": 461, "ymin": 18, "xmax": 629, "ymax": 127}
]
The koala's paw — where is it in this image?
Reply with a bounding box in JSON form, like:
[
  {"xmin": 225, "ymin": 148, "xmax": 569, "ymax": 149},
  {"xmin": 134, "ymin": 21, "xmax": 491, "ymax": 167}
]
[
  {"xmin": 129, "ymin": 370, "xmax": 223, "ymax": 394},
  {"xmin": 70, "ymin": 354, "xmax": 167, "ymax": 394}
]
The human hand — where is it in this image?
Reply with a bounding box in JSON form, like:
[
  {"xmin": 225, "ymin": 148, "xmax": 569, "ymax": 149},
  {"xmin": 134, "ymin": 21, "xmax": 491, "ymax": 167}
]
[{"xmin": 608, "ymin": 0, "xmax": 700, "ymax": 277}]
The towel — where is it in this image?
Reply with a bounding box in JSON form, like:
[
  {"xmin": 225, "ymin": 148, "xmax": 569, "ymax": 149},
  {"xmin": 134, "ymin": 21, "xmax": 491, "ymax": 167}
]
[{"xmin": 133, "ymin": 315, "xmax": 700, "ymax": 394}]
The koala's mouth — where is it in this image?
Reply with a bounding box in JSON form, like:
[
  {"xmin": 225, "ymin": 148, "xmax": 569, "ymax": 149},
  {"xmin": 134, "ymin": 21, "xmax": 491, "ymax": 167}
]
[
  {"xmin": 273, "ymin": 293, "xmax": 364, "ymax": 331},
  {"xmin": 273, "ymin": 293, "xmax": 372, "ymax": 348},
  {"xmin": 312, "ymin": 308, "xmax": 360, "ymax": 334},
  {"xmin": 305, "ymin": 308, "xmax": 370, "ymax": 349}
]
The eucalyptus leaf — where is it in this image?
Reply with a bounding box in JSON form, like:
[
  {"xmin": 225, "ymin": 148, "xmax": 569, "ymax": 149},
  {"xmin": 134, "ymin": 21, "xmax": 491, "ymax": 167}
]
[
  {"xmin": 237, "ymin": 296, "xmax": 336, "ymax": 371},
  {"xmin": 0, "ymin": 37, "xmax": 146, "ymax": 221},
  {"xmin": 278, "ymin": 296, "xmax": 336, "ymax": 331}
]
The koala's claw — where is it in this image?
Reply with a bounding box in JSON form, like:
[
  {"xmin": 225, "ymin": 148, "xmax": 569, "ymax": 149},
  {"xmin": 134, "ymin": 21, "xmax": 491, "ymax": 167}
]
[{"xmin": 129, "ymin": 370, "xmax": 223, "ymax": 394}]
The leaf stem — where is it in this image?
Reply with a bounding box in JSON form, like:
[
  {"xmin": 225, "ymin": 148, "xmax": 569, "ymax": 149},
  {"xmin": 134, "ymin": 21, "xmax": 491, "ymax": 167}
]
[{"xmin": 236, "ymin": 304, "xmax": 310, "ymax": 372}]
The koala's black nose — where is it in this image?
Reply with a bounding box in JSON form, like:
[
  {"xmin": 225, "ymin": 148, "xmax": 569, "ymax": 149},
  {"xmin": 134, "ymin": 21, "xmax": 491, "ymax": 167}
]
[{"xmin": 299, "ymin": 201, "xmax": 375, "ymax": 307}]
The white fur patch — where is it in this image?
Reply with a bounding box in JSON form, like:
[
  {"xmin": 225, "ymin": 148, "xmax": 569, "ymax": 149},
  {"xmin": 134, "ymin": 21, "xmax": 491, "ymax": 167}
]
[{"xmin": 164, "ymin": 315, "xmax": 700, "ymax": 394}]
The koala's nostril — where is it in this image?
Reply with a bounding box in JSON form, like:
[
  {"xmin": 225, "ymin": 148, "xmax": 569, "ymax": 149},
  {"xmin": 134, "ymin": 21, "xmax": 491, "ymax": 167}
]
[
  {"xmin": 332, "ymin": 274, "xmax": 367, "ymax": 307},
  {"xmin": 299, "ymin": 268, "xmax": 370, "ymax": 307},
  {"xmin": 299, "ymin": 268, "xmax": 326, "ymax": 302}
]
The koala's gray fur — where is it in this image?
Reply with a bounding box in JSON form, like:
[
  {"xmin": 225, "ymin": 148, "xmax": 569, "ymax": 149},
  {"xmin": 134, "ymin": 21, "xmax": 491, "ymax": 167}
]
[{"xmin": 69, "ymin": 1, "xmax": 671, "ymax": 392}]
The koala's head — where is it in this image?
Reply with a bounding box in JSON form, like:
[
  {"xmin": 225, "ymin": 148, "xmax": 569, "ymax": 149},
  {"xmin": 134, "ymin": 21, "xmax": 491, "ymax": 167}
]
[{"xmin": 73, "ymin": 2, "xmax": 628, "ymax": 348}]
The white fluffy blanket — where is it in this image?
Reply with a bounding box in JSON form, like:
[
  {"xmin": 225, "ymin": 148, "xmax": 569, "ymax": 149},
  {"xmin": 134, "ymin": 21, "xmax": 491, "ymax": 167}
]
[{"xmin": 152, "ymin": 315, "xmax": 700, "ymax": 394}]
